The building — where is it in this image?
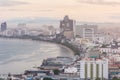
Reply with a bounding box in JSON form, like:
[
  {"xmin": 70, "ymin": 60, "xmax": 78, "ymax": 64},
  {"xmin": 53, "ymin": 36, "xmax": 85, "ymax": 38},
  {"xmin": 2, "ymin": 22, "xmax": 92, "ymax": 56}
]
[
  {"xmin": 60, "ymin": 15, "xmax": 75, "ymax": 40},
  {"xmin": 109, "ymin": 67, "xmax": 120, "ymax": 79},
  {"xmin": 100, "ymin": 47, "xmax": 120, "ymax": 54},
  {"xmin": 64, "ymin": 67, "xmax": 78, "ymax": 74},
  {"xmin": 109, "ymin": 53, "xmax": 120, "ymax": 62},
  {"xmin": 95, "ymin": 33, "xmax": 113, "ymax": 44},
  {"xmin": 40, "ymin": 57, "xmax": 74, "ymax": 70},
  {"xmin": 17, "ymin": 23, "xmax": 26, "ymax": 28},
  {"xmin": 1, "ymin": 22, "xmax": 7, "ymax": 32},
  {"xmin": 80, "ymin": 58, "xmax": 108, "ymax": 80},
  {"xmin": 75, "ymin": 24, "xmax": 98, "ymax": 42}
]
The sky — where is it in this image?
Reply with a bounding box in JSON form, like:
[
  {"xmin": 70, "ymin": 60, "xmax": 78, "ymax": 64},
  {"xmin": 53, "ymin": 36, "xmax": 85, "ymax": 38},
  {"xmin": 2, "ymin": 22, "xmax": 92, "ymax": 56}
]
[{"xmin": 1, "ymin": 0, "xmax": 120, "ymax": 23}]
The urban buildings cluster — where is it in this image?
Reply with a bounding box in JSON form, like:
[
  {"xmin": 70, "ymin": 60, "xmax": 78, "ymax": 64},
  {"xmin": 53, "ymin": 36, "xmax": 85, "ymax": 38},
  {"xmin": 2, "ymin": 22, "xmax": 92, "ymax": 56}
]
[{"xmin": 0, "ymin": 16, "xmax": 120, "ymax": 80}]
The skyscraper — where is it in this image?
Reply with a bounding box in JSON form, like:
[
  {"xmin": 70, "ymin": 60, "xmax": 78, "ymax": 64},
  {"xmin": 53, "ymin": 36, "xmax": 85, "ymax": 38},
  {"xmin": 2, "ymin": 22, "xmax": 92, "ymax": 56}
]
[
  {"xmin": 1, "ymin": 22, "xmax": 7, "ymax": 32},
  {"xmin": 60, "ymin": 15, "xmax": 75, "ymax": 40}
]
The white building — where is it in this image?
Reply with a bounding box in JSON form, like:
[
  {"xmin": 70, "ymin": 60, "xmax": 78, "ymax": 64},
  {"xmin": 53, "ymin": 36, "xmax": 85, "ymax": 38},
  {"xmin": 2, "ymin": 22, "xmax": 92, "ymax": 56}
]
[
  {"xmin": 100, "ymin": 48, "xmax": 120, "ymax": 54},
  {"xmin": 95, "ymin": 33, "xmax": 113, "ymax": 44},
  {"xmin": 64, "ymin": 67, "xmax": 78, "ymax": 74},
  {"xmin": 108, "ymin": 53, "xmax": 120, "ymax": 62},
  {"xmin": 74, "ymin": 24, "xmax": 98, "ymax": 42},
  {"xmin": 80, "ymin": 58, "xmax": 108, "ymax": 80}
]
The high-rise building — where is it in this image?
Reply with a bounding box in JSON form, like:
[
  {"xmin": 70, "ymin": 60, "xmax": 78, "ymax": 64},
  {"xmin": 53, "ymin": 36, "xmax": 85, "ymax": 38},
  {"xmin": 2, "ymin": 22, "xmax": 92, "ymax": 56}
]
[
  {"xmin": 60, "ymin": 15, "xmax": 75, "ymax": 40},
  {"xmin": 75, "ymin": 24, "xmax": 98, "ymax": 41},
  {"xmin": 80, "ymin": 58, "xmax": 108, "ymax": 80},
  {"xmin": 1, "ymin": 22, "xmax": 7, "ymax": 32}
]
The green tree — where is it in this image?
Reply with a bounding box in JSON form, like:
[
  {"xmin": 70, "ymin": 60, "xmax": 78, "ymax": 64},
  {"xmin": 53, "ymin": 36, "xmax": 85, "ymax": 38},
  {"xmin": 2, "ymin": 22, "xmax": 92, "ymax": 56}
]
[
  {"xmin": 101, "ymin": 44, "xmax": 107, "ymax": 48},
  {"xmin": 102, "ymin": 52, "xmax": 107, "ymax": 54},
  {"xmin": 53, "ymin": 69, "xmax": 60, "ymax": 75},
  {"xmin": 112, "ymin": 77, "xmax": 120, "ymax": 80},
  {"xmin": 95, "ymin": 78, "xmax": 101, "ymax": 80},
  {"xmin": 43, "ymin": 77, "xmax": 53, "ymax": 80}
]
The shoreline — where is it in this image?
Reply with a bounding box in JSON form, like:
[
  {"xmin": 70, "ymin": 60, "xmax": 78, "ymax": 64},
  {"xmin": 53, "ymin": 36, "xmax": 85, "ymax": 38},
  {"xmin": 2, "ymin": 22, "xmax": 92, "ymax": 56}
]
[
  {"xmin": 0, "ymin": 37, "xmax": 75, "ymax": 55},
  {"xmin": 58, "ymin": 43, "xmax": 75, "ymax": 55},
  {"xmin": 0, "ymin": 37, "xmax": 75, "ymax": 74}
]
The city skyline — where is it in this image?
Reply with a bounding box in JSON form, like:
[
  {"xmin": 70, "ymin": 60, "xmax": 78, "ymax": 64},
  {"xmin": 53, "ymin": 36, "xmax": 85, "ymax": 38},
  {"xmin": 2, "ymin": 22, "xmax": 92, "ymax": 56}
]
[
  {"xmin": 0, "ymin": 1, "xmax": 120, "ymax": 79},
  {"xmin": 1, "ymin": 0, "xmax": 120, "ymax": 23}
]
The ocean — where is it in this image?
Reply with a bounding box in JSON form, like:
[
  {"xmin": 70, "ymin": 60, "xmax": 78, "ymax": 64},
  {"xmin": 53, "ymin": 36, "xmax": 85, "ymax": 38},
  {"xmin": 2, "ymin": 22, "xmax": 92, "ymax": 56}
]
[{"xmin": 0, "ymin": 38, "xmax": 74, "ymax": 74}]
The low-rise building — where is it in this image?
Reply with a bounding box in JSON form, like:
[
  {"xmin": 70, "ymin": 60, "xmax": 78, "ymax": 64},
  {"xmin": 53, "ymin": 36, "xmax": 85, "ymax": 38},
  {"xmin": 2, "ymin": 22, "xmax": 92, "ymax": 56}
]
[
  {"xmin": 100, "ymin": 48, "xmax": 120, "ymax": 54},
  {"xmin": 64, "ymin": 66, "xmax": 78, "ymax": 74}
]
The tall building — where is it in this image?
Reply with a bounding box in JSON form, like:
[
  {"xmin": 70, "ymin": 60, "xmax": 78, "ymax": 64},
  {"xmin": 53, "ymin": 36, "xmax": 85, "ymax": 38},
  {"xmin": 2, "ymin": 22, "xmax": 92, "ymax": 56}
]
[
  {"xmin": 75, "ymin": 24, "xmax": 98, "ymax": 42},
  {"xmin": 80, "ymin": 58, "xmax": 108, "ymax": 80},
  {"xmin": 60, "ymin": 15, "xmax": 75, "ymax": 40},
  {"xmin": 1, "ymin": 22, "xmax": 7, "ymax": 32}
]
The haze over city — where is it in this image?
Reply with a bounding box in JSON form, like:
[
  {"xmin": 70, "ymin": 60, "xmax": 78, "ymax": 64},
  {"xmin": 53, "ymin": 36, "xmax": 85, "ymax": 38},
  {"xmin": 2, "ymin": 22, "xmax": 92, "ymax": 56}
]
[
  {"xmin": 1, "ymin": 0, "xmax": 120, "ymax": 23},
  {"xmin": 0, "ymin": 0, "xmax": 120, "ymax": 80}
]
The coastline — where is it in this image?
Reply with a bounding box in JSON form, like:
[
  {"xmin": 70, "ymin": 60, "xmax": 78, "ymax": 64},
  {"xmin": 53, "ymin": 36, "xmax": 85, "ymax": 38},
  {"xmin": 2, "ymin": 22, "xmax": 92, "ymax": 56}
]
[
  {"xmin": 0, "ymin": 37, "xmax": 75, "ymax": 74},
  {"xmin": 0, "ymin": 36, "xmax": 75, "ymax": 55},
  {"xmin": 58, "ymin": 43, "xmax": 75, "ymax": 55}
]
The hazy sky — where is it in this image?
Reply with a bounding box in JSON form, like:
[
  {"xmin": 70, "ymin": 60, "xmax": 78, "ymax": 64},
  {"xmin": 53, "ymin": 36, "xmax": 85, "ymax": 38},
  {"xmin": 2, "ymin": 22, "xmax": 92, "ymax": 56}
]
[{"xmin": 1, "ymin": 0, "xmax": 120, "ymax": 22}]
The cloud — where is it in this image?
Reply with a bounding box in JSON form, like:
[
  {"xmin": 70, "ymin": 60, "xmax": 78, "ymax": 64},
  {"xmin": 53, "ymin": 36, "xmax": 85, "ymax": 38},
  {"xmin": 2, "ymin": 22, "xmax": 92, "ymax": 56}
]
[
  {"xmin": 110, "ymin": 15, "xmax": 120, "ymax": 19},
  {"xmin": 0, "ymin": 0, "xmax": 29, "ymax": 7},
  {"xmin": 77, "ymin": 0, "xmax": 120, "ymax": 5},
  {"xmin": 39, "ymin": 10, "xmax": 53, "ymax": 12},
  {"xmin": 6, "ymin": 9, "xmax": 54, "ymax": 12}
]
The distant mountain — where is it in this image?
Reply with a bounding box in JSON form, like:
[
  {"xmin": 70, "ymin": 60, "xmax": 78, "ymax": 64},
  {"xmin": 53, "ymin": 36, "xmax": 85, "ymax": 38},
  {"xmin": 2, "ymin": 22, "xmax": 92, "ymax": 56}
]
[
  {"xmin": 7, "ymin": 17, "xmax": 59, "ymax": 24},
  {"xmin": 5, "ymin": 17, "xmax": 60, "ymax": 28},
  {"xmin": 5, "ymin": 17, "xmax": 120, "ymax": 30}
]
